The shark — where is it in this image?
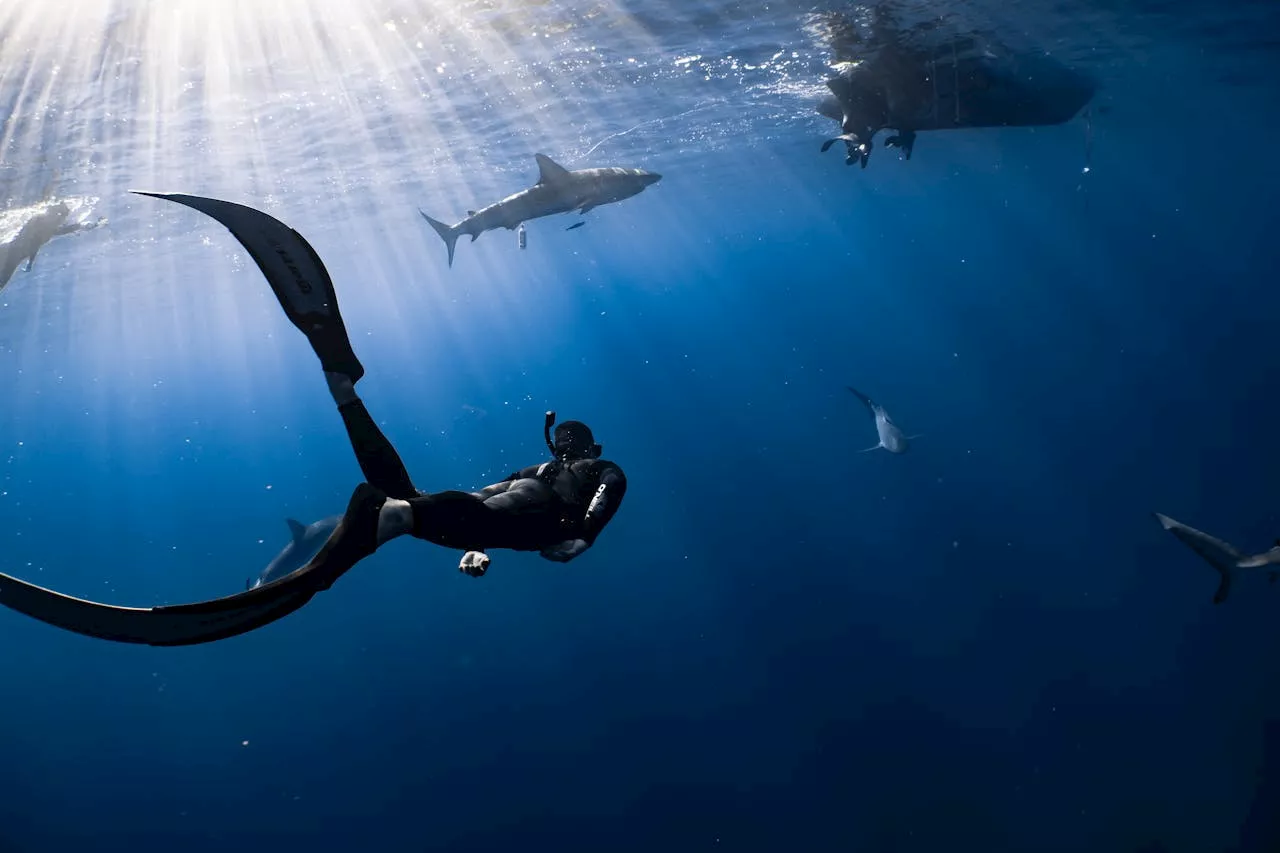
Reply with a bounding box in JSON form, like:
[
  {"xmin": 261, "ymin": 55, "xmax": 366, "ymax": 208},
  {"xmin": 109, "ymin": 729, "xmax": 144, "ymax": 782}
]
[
  {"xmin": 247, "ymin": 515, "xmax": 341, "ymax": 591},
  {"xmin": 847, "ymin": 386, "xmax": 918, "ymax": 454},
  {"xmin": 1153, "ymin": 512, "xmax": 1280, "ymax": 605},
  {"xmin": 418, "ymin": 153, "xmax": 661, "ymax": 267},
  {"xmin": 0, "ymin": 196, "xmax": 108, "ymax": 293}
]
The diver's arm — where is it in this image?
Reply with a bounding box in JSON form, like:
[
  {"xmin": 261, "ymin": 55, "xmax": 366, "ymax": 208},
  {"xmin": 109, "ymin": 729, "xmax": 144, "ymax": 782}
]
[
  {"xmin": 475, "ymin": 464, "xmax": 543, "ymax": 498},
  {"xmin": 539, "ymin": 464, "xmax": 626, "ymax": 563},
  {"xmin": 580, "ymin": 464, "xmax": 627, "ymax": 546}
]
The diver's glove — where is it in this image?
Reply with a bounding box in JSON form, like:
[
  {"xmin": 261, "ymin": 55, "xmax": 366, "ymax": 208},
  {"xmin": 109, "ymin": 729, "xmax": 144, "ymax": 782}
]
[
  {"xmin": 540, "ymin": 538, "xmax": 589, "ymax": 563},
  {"xmin": 459, "ymin": 551, "xmax": 491, "ymax": 577}
]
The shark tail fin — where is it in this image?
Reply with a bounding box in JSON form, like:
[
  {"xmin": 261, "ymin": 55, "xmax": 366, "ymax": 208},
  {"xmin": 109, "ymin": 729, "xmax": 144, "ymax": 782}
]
[
  {"xmin": 846, "ymin": 386, "xmax": 875, "ymax": 414},
  {"xmin": 1152, "ymin": 512, "xmax": 1239, "ymax": 605},
  {"xmin": 418, "ymin": 209, "xmax": 460, "ymax": 268}
]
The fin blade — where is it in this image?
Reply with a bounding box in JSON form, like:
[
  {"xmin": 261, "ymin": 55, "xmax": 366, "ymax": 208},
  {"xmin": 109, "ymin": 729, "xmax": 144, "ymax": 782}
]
[
  {"xmin": 132, "ymin": 191, "xmax": 364, "ymax": 382},
  {"xmin": 286, "ymin": 518, "xmax": 306, "ymax": 542}
]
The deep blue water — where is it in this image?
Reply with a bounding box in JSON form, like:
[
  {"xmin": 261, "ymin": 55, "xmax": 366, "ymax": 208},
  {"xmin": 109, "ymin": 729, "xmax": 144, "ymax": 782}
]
[{"xmin": 1, "ymin": 1, "xmax": 1279, "ymax": 851}]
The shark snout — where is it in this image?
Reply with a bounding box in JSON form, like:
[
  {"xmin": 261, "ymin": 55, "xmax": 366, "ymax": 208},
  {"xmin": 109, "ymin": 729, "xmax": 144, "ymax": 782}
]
[{"xmin": 639, "ymin": 171, "xmax": 662, "ymax": 186}]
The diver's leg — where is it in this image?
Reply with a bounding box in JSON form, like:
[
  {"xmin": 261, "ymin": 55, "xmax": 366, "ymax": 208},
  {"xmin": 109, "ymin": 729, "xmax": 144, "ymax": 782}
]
[
  {"xmin": 298, "ymin": 482, "xmax": 389, "ymax": 591},
  {"xmin": 326, "ymin": 372, "xmax": 418, "ymax": 500},
  {"xmin": 402, "ymin": 481, "xmax": 564, "ymax": 552},
  {"xmin": 403, "ymin": 491, "xmax": 498, "ymax": 551}
]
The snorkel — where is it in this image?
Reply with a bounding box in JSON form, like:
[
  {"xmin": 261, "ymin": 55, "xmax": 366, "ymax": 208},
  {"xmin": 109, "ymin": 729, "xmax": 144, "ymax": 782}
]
[
  {"xmin": 544, "ymin": 410, "xmax": 558, "ymax": 457},
  {"xmin": 544, "ymin": 411, "xmax": 603, "ymax": 460}
]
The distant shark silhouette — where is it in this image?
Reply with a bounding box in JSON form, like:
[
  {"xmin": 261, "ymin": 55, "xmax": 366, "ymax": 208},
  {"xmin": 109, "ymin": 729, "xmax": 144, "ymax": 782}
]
[
  {"xmin": 847, "ymin": 386, "xmax": 918, "ymax": 453},
  {"xmin": 1153, "ymin": 512, "xmax": 1280, "ymax": 604},
  {"xmin": 811, "ymin": 8, "xmax": 1096, "ymax": 168},
  {"xmin": 418, "ymin": 153, "xmax": 661, "ymax": 266},
  {"xmin": 247, "ymin": 516, "xmax": 341, "ymax": 591},
  {"xmin": 0, "ymin": 196, "xmax": 108, "ymax": 293}
]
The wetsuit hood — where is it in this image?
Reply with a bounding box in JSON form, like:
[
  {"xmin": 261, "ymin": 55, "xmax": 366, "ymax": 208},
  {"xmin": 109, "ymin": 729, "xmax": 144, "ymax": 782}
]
[{"xmin": 544, "ymin": 412, "xmax": 602, "ymax": 460}]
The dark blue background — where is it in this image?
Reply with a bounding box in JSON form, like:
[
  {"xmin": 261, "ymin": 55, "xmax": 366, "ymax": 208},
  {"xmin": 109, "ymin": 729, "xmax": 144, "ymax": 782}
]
[{"xmin": 0, "ymin": 2, "xmax": 1278, "ymax": 851}]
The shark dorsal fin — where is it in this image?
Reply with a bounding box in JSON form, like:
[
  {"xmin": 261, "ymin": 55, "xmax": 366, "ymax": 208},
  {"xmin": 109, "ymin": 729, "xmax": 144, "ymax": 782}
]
[
  {"xmin": 286, "ymin": 518, "xmax": 306, "ymax": 542},
  {"xmin": 535, "ymin": 153, "xmax": 571, "ymax": 185},
  {"xmin": 467, "ymin": 210, "xmax": 476, "ymax": 216}
]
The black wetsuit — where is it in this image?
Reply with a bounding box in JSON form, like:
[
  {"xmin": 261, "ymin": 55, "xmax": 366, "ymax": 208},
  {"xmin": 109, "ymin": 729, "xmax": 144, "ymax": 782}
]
[{"xmin": 338, "ymin": 399, "xmax": 626, "ymax": 553}]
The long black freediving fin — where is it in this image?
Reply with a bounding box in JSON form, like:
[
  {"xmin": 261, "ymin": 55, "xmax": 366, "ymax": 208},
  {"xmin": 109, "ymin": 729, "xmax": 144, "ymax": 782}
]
[
  {"xmin": 0, "ymin": 484, "xmax": 383, "ymax": 646},
  {"xmin": 132, "ymin": 191, "xmax": 365, "ymax": 381}
]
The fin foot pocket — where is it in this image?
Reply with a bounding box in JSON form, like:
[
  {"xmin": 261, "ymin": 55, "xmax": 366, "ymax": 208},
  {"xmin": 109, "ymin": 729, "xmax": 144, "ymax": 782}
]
[{"xmin": 300, "ymin": 313, "xmax": 365, "ymax": 383}]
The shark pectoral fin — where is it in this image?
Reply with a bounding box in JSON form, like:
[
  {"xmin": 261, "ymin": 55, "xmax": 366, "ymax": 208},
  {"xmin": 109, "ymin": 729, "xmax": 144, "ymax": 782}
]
[
  {"xmin": 286, "ymin": 518, "xmax": 306, "ymax": 543},
  {"xmin": 579, "ymin": 204, "xmax": 597, "ymax": 215},
  {"xmin": 24, "ymin": 249, "xmax": 37, "ymax": 272},
  {"xmin": 534, "ymin": 153, "xmax": 571, "ymax": 185},
  {"xmin": 1213, "ymin": 572, "xmax": 1232, "ymax": 605},
  {"xmin": 905, "ymin": 433, "xmax": 924, "ymax": 441},
  {"xmin": 859, "ymin": 443, "xmax": 883, "ymax": 453}
]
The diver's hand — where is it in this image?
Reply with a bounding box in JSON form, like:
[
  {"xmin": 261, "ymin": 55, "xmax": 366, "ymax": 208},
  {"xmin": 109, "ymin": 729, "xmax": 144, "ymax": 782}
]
[
  {"xmin": 459, "ymin": 551, "xmax": 490, "ymax": 577},
  {"xmin": 540, "ymin": 538, "xmax": 588, "ymax": 563}
]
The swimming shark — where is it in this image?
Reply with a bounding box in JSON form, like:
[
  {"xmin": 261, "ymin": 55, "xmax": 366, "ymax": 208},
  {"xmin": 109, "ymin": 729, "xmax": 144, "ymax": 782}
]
[
  {"xmin": 1153, "ymin": 512, "xmax": 1280, "ymax": 604},
  {"xmin": 847, "ymin": 386, "xmax": 918, "ymax": 453},
  {"xmin": 247, "ymin": 515, "xmax": 341, "ymax": 590},
  {"xmin": 0, "ymin": 197, "xmax": 108, "ymax": 293},
  {"xmin": 418, "ymin": 153, "xmax": 661, "ymax": 267}
]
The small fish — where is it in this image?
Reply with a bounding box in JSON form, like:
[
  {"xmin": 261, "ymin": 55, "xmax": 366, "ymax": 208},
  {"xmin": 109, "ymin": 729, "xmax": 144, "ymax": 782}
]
[
  {"xmin": 565, "ymin": 221, "xmax": 585, "ymax": 231},
  {"xmin": 517, "ymin": 222, "xmax": 527, "ymax": 249}
]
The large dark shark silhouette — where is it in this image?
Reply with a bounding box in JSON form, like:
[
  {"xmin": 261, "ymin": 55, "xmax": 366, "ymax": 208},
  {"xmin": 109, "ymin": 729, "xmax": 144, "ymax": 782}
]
[{"xmin": 812, "ymin": 8, "xmax": 1096, "ymax": 168}]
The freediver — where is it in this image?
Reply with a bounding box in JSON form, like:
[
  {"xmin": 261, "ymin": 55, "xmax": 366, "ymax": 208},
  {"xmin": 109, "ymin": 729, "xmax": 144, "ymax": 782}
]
[
  {"xmin": 0, "ymin": 193, "xmax": 627, "ymax": 646},
  {"xmin": 161, "ymin": 195, "xmax": 629, "ymax": 577}
]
